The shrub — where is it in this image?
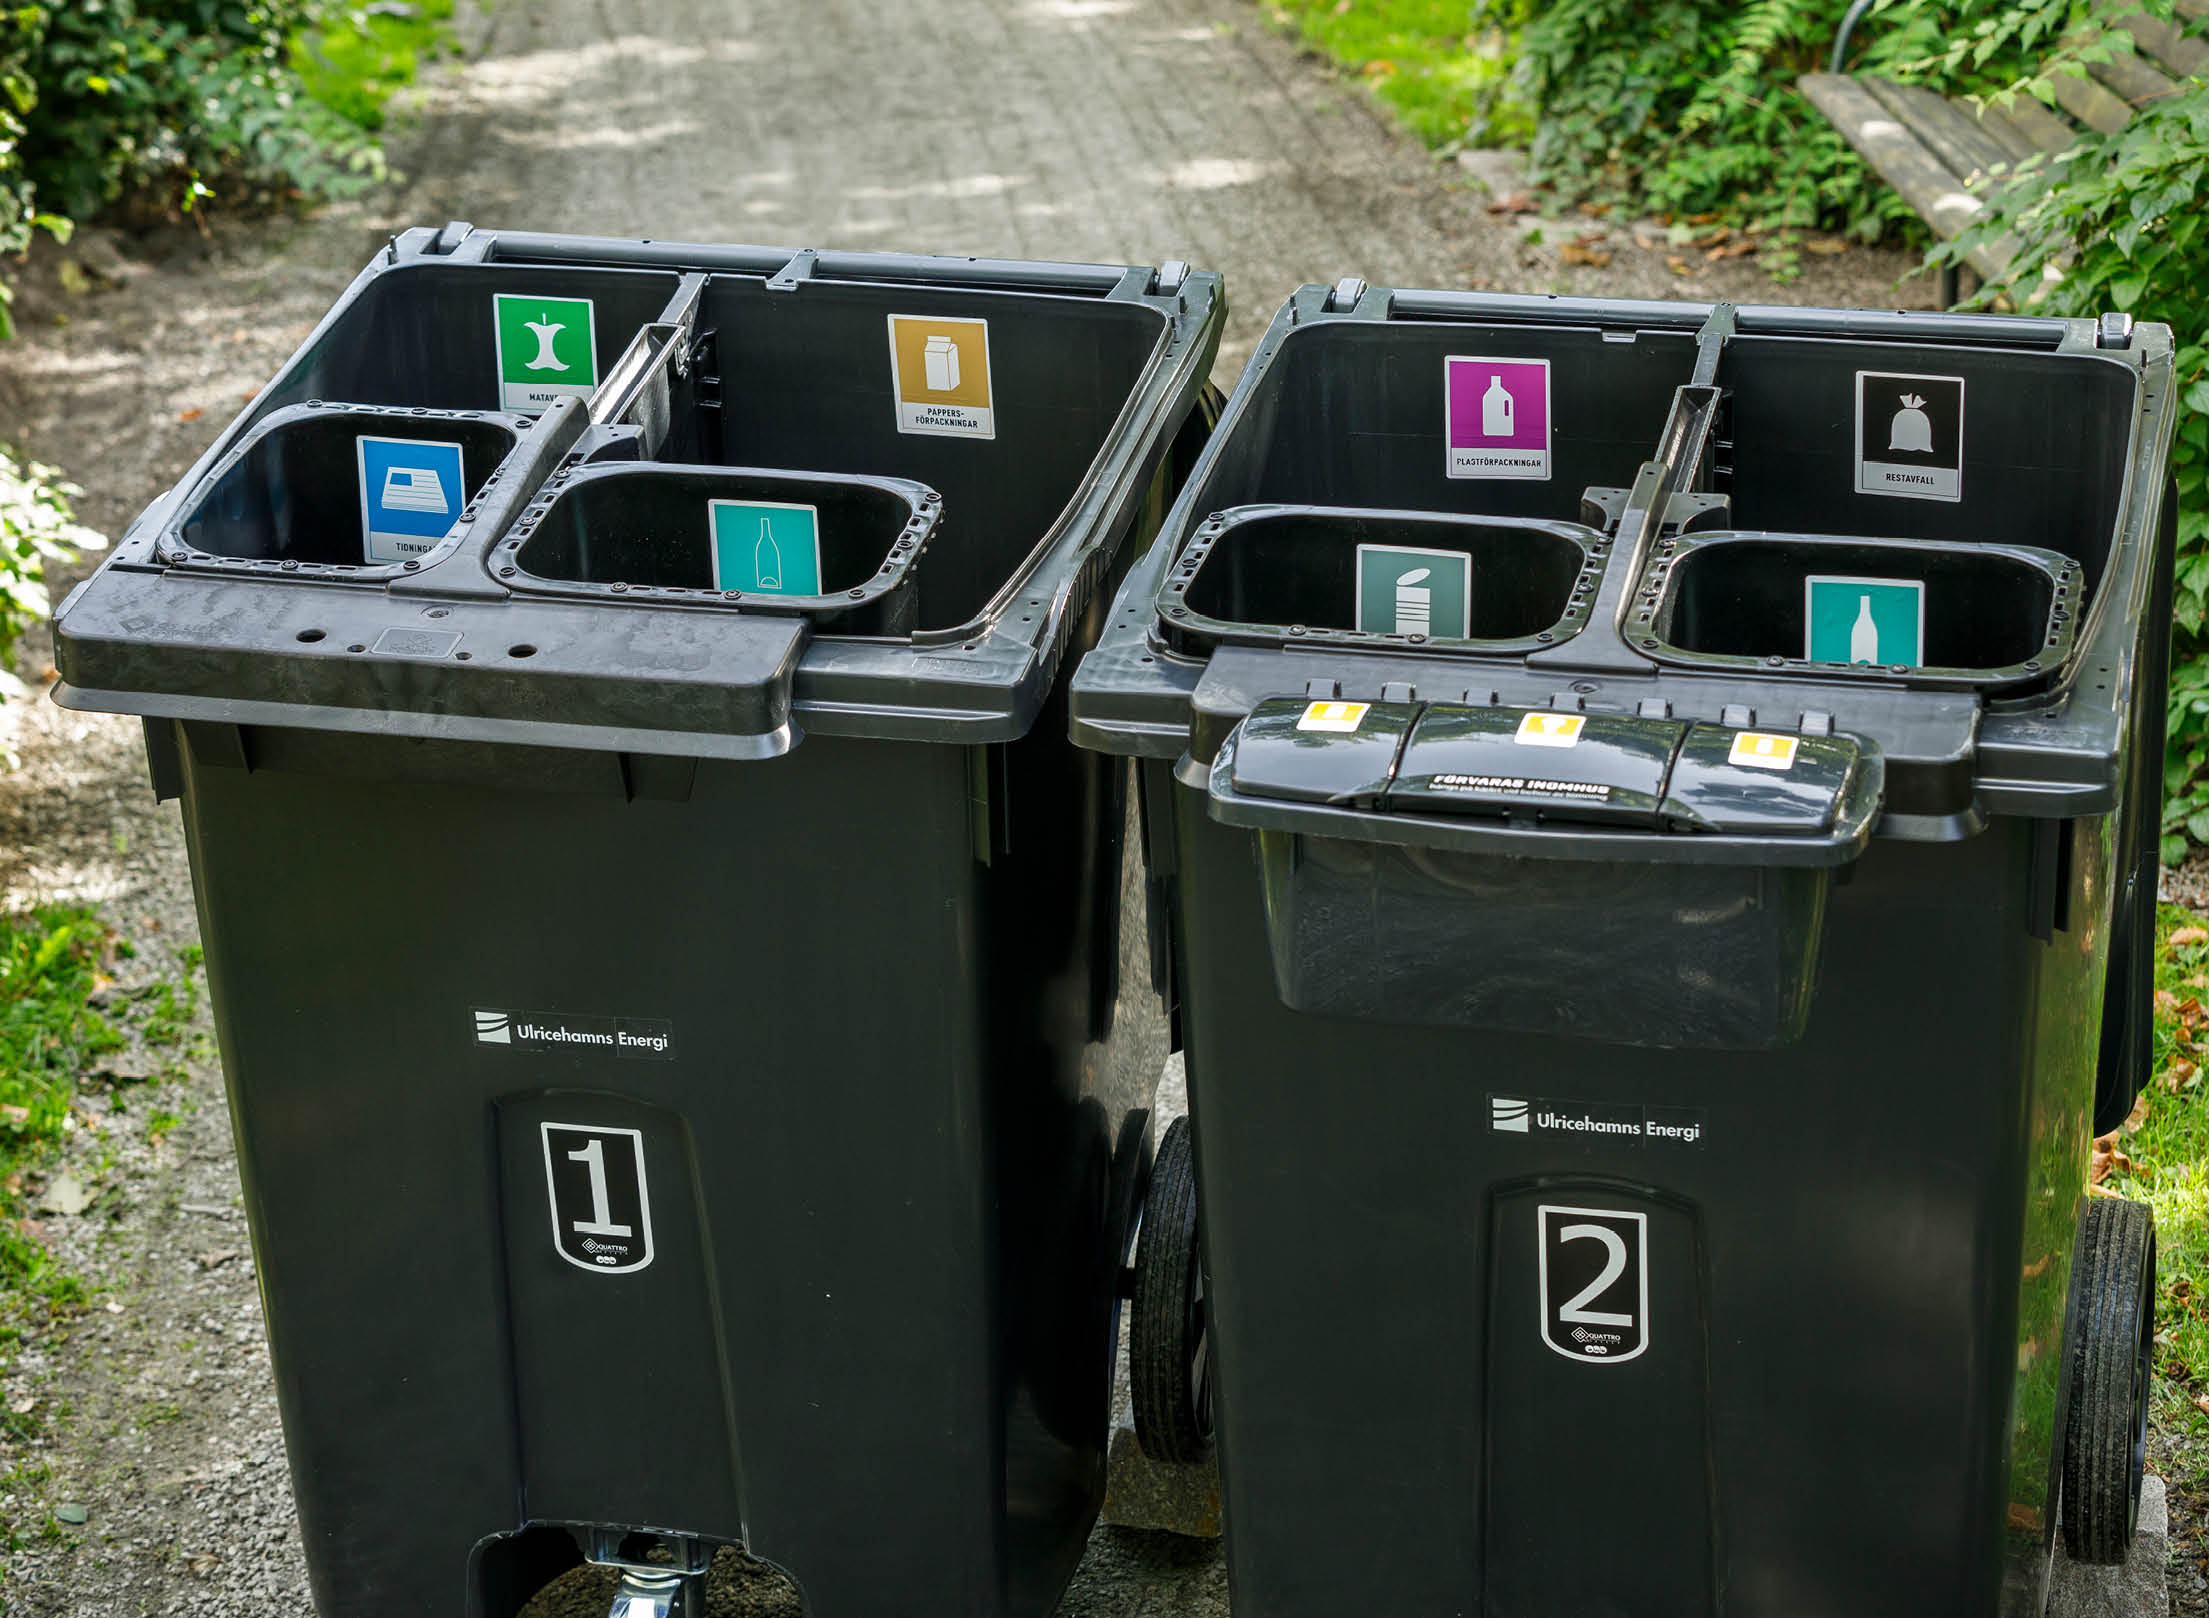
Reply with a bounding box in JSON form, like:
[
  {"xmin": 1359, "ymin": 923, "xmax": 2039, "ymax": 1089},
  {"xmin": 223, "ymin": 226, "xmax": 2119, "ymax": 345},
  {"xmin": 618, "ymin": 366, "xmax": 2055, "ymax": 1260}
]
[
  {"xmin": 0, "ymin": 447, "xmax": 104, "ymax": 671},
  {"xmin": 1928, "ymin": 76, "xmax": 2208, "ymax": 858}
]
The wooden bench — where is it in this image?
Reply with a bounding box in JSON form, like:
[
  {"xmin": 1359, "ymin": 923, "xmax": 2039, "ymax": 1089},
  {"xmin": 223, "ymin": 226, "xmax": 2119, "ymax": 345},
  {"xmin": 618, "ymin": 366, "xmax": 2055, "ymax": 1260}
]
[{"xmin": 1800, "ymin": 0, "xmax": 2208, "ymax": 303}]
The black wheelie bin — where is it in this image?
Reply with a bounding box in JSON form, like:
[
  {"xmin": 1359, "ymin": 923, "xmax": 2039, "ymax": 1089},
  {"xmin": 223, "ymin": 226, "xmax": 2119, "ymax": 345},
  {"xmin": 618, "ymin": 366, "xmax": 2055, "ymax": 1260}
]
[
  {"xmin": 51, "ymin": 224, "xmax": 1224, "ymax": 1618},
  {"xmin": 1073, "ymin": 281, "xmax": 2173, "ymax": 1618}
]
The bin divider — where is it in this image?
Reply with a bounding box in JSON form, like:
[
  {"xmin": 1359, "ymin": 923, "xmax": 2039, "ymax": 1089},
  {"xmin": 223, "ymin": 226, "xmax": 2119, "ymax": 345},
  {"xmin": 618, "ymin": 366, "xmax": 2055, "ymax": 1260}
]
[
  {"xmin": 1690, "ymin": 301, "xmax": 1736, "ymax": 390},
  {"xmin": 388, "ymin": 396, "xmax": 589, "ymax": 601}
]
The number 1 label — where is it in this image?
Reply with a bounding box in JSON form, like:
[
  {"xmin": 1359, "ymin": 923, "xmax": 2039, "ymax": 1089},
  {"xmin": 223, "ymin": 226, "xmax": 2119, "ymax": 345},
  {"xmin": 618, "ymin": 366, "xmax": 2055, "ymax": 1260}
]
[{"xmin": 542, "ymin": 1123, "xmax": 655, "ymax": 1274}]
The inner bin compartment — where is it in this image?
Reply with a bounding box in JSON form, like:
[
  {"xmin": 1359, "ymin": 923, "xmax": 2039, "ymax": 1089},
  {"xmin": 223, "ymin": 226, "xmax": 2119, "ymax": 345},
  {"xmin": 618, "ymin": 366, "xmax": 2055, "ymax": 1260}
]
[
  {"xmin": 173, "ymin": 406, "xmax": 519, "ymax": 569},
  {"xmin": 505, "ymin": 464, "xmax": 940, "ymax": 636},
  {"xmin": 1162, "ymin": 504, "xmax": 1602, "ymax": 654},
  {"xmin": 1182, "ymin": 316, "xmax": 1698, "ymax": 529},
  {"xmin": 1643, "ymin": 532, "xmax": 2080, "ymax": 685},
  {"xmin": 1713, "ymin": 334, "xmax": 2137, "ymax": 599},
  {"xmin": 663, "ymin": 273, "xmax": 1170, "ymax": 633},
  {"xmin": 254, "ymin": 261, "xmax": 684, "ymax": 422}
]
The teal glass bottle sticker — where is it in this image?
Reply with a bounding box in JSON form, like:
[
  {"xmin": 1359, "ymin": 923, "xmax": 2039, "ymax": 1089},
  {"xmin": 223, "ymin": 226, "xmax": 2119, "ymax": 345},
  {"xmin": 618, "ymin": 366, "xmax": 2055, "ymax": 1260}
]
[
  {"xmin": 710, "ymin": 500, "xmax": 821, "ymax": 595},
  {"xmin": 1805, "ymin": 574, "xmax": 1924, "ymax": 667},
  {"xmin": 494, "ymin": 293, "xmax": 598, "ymax": 413},
  {"xmin": 1355, "ymin": 544, "xmax": 1472, "ymax": 638}
]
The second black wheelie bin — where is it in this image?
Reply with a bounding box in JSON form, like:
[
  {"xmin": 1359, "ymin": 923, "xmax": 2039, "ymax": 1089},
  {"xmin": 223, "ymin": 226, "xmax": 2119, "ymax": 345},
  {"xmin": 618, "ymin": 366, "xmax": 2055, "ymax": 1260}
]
[
  {"xmin": 52, "ymin": 225, "xmax": 1224, "ymax": 1618},
  {"xmin": 1075, "ymin": 282, "xmax": 2173, "ymax": 1618}
]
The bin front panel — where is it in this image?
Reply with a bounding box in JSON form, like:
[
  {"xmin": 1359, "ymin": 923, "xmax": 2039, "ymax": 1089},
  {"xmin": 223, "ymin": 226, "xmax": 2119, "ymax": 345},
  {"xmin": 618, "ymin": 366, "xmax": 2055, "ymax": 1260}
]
[
  {"xmin": 1171, "ymin": 784, "xmax": 2108, "ymax": 1618},
  {"xmin": 178, "ymin": 716, "xmax": 1157, "ymax": 1618}
]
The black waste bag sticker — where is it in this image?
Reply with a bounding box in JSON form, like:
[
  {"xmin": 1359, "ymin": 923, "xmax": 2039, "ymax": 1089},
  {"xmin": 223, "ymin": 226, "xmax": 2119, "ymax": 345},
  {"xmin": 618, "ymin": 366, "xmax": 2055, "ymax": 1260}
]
[
  {"xmin": 541, "ymin": 1123, "xmax": 655, "ymax": 1274},
  {"xmin": 1538, "ymin": 1205, "xmax": 1648, "ymax": 1364},
  {"xmin": 1855, "ymin": 370, "xmax": 1964, "ymax": 503}
]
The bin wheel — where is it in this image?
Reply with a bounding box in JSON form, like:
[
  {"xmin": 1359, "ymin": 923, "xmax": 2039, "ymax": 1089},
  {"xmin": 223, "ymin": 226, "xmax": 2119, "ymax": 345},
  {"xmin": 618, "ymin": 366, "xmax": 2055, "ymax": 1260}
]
[
  {"xmin": 1130, "ymin": 1116, "xmax": 1212, "ymax": 1465},
  {"xmin": 2062, "ymin": 1196, "xmax": 2157, "ymax": 1565}
]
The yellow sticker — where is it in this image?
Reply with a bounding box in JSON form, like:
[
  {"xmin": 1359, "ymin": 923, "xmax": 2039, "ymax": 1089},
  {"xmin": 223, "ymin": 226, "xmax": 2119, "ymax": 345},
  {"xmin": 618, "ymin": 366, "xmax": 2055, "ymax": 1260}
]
[
  {"xmin": 1729, "ymin": 731, "xmax": 1799, "ymax": 770},
  {"xmin": 1514, "ymin": 712, "xmax": 1586, "ymax": 748},
  {"xmin": 887, "ymin": 314, "xmax": 994, "ymax": 440},
  {"xmin": 1297, "ymin": 700, "xmax": 1371, "ymax": 733}
]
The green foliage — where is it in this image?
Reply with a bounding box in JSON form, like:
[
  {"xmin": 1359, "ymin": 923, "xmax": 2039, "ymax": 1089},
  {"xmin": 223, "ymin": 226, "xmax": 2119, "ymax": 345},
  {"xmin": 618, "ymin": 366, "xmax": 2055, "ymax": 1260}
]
[
  {"xmin": 0, "ymin": 0, "xmax": 453, "ymax": 335},
  {"xmin": 292, "ymin": 0, "xmax": 455, "ymax": 132},
  {"xmin": 1263, "ymin": 0, "xmax": 1532, "ymax": 148},
  {"xmin": 1923, "ymin": 68, "xmax": 2208, "ymax": 859},
  {"xmin": 0, "ymin": 447, "xmax": 104, "ymax": 670},
  {"xmin": 0, "ymin": 908, "xmax": 120, "ymax": 1301},
  {"xmin": 2105, "ymin": 905, "xmax": 2209, "ymax": 1482},
  {"xmin": 1513, "ymin": 0, "xmax": 1952, "ymax": 250}
]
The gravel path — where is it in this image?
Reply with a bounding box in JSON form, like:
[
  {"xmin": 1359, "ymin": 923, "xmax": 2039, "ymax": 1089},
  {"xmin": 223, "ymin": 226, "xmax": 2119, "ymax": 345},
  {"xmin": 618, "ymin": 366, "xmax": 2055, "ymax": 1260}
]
[{"xmin": 0, "ymin": 0, "xmax": 1937, "ymax": 1612}]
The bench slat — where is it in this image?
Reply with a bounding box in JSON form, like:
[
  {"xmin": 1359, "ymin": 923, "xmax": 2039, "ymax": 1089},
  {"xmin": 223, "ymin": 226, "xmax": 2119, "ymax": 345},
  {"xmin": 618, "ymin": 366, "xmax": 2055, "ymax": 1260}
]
[
  {"xmin": 2002, "ymin": 94, "xmax": 2079, "ymax": 153},
  {"xmin": 2114, "ymin": 10, "xmax": 2209, "ymax": 77},
  {"xmin": 1797, "ymin": 74, "xmax": 2015, "ymax": 277},
  {"xmin": 1864, "ymin": 77, "xmax": 2029, "ymax": 175},
  {"xmin": 2048, "ymin": 64, "xmax": 2136, "ymax": 130},
  {"xmin": 2086, "ymin": 37, "xmax": 2182, "ymax": 103}
]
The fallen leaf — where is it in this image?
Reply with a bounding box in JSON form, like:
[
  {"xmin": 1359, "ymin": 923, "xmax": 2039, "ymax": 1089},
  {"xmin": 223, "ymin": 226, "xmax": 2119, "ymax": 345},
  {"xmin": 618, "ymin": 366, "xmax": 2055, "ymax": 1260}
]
[
  {"xmin": 1705, "ymin": 240, "xmax": 1759, "ymax": 260},
  {"xmin": 1360, "ymin": 58, "xmax": 1397, "ymax": 78},
  {"xmin": 36, "ymin": 1174, "xmax": 91, "ymax": 1216},
  {"xmin": 1665, "ymin": 255, "xmax": 1693, "ymax": 276},
  {"xmin": 2175, "ymin": 927, "xmax": 2209, "ymax": 946},
  {"xmin": 1805, "ymin": 236, "xmax": 1850, "ymax": 255},
  {"xmin": 2021, "ymin": 1253, "xmax": 2053, "ymax": 1281},
  {"xmin": 2194, "ymin": 1390, "xmax": 2209, "ymax": 1418},
  {"xmin": 176, "ymin": 407, "xmax": 203, "ymax": 423},
  {"xmin": 54, "ymin": 261, "xmax": 92, "ymax": 297},
  {"xmin": 195, "ymin": 1251, "xmax": 240, "ymax": 1271},
  {"xmin": 2124, "ymin": 1091, "xmax": 2152, "ymax": 1132},
  {"xmin": 1560, "ymin": 240, "xmax": 1612, "ymax": 267},
  {"xmin": 1485, "ymin": 192, "xmax": 1538, "ymax": 216},
  {"xmin": 2090, "ymin": 1133, "xmax": 2134, "ymax": 1185},
  {"xmin": 9, "ymin": 1396, "xmax": 35, "ymax": 1415},
  {"xmin": 0, "ymin": 1105, "xmax": 27, "ymax": 1128},
  {"xmin": 2158, "ymin": 989, "xmax": 2182, "ymax": 1015},
  {"xmin": 1578, "ymin": 201, "xmax": 1612, "ymax": 218},
  {"xmin": 186, "ymin": 1552, "xmax": 221, "ymax": 1576},
  {"xmin": 2006, "ymin": 1502, "xmax": 2042, "ymax": 1533}
]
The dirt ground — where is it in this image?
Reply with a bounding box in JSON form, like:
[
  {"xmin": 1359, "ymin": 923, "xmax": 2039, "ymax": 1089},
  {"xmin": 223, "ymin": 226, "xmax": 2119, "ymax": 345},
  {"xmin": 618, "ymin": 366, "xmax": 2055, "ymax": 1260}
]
[{"xmin": 0, "ymin": 0, "xmax": 2090, "ymax": 1613}]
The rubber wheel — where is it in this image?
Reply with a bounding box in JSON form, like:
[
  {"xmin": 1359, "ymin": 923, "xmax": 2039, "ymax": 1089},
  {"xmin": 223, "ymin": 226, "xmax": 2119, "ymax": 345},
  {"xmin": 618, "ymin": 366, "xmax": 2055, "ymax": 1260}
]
[
  {"xmin": 2062, "ymin": 1197, "xmax": 2157, "ymax": 1564},
  {"xmin": 1130, "ymin": 1116, "xmax": 1212, "ymax": 1465}
]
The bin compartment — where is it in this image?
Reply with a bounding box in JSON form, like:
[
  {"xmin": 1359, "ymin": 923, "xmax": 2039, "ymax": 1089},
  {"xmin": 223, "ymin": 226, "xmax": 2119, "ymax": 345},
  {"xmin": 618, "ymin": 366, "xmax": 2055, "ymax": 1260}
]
[
  {"xmin": 172, "ymin": 404, "xmax": 521, "ymax": 570},
  {"xmin": 1175, "ymin": 314, "xmax": 1697, "ymax": 527},
  {"xmin": 1714, "ymin": 335, "xmax": 2138, "ymax": 598},
  {"xmin": 1160, "ymin": 505, "xmax": 1603, "ymax": 655},
  {"xmin": 676, "ymin": 275, "xmax": 1170, "ymax": 632},
  {"xmin": 1637, "ymin": 532, "xmax": 2080, "ymax": 688},
  {"xmin": 256, "ymin": 261, "xmax": 684, "ymax": 421},
  {"xmin": 505, "ymin": 465, "xmax": 940, "ymax": 635}
]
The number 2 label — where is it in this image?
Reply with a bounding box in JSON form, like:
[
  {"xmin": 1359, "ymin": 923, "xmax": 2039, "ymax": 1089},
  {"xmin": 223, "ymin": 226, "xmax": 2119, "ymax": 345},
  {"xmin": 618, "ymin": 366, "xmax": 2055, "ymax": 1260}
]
[{"xmin": 1537, "ymin": 1205, "xmax": 1648, "ymax": 1364}]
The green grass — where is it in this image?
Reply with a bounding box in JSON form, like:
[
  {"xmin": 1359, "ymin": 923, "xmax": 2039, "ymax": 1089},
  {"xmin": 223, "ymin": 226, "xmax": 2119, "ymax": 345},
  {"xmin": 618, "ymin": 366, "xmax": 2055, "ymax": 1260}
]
[
  {"xmin": 1258, "ymin": 0, "xmax": 1531, "ymax": 149},
  {"xmin": 291, "ymin": 0, "xmax": 459, "ymax": 132},
  {"xmin": 0, "ymin": 908, "xmax": 122, "ymax": 1314},
  {"xmin": 2106, "ymin": 903, "xmax": 2209, "ymax": 1486}
]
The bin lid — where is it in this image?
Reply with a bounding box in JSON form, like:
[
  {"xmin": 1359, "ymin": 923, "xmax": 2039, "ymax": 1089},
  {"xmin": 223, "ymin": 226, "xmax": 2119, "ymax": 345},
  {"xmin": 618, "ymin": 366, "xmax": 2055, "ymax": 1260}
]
[
  {"xmin": 1223, "ymin": 697, "xmax": 1864, "ymax": 837},
  {"xmin": 1390, "ymin": 705, "xmax": 1683, "ymax": 827},
  {"xmin": 1221, "ymin": 697, "xmax": 1417, "ymax": 807}
]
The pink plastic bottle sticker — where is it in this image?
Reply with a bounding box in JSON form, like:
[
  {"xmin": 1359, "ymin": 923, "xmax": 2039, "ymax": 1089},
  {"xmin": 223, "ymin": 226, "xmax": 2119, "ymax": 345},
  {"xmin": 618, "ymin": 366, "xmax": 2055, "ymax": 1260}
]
[{"xmin": 1445, "ymin": 356, "xmax": 1552, "ymax": 480}]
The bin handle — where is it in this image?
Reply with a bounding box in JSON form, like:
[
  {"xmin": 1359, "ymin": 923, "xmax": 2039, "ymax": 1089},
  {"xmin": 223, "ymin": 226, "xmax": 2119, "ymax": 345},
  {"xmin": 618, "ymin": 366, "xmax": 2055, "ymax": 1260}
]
[{"xmin": 1196, "ymin": 722, "xmax": 1884, "ymax": 871}]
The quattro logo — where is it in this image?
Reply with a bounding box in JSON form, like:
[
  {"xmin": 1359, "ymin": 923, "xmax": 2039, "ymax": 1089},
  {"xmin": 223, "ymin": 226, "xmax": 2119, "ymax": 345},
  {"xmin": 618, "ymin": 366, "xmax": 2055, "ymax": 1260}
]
[
  {"xmin": 541, "ymin": 1123, "xmax": 655, "ymax": 1274},
  {"xmin": 1537, "ymin": 1205, "xmax": 1648, "ymax": 1364},
  {"xmin": 494, "ymin": 293, "xmax": 599, "ymax": 413},
  {"xmin": 1515, "ymin": 712, "xmax": 1584, "ymax": 748}
]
